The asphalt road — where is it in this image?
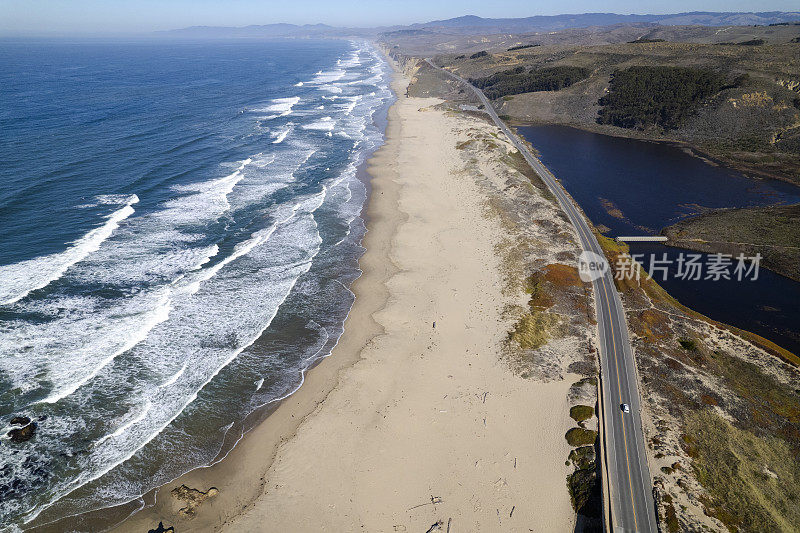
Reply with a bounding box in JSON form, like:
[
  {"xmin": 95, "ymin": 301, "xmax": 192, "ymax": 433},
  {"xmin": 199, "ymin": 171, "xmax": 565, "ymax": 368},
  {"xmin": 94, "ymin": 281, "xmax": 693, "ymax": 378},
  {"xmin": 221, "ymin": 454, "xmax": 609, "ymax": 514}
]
[{"xmin": 424, "ymin": 59, "xmax": 657, "ymax": 532}]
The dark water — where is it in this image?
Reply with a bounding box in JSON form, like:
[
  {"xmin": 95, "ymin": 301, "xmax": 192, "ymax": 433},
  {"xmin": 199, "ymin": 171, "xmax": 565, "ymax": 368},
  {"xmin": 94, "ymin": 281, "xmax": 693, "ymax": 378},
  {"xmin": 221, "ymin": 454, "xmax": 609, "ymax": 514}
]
[
  {"xmin": 0, "ymin": 39, "xmax": 392, "ymax": 529},
  {"xmin": 517, "ymin": 124, "xmax": 800, "ymax": 355}
]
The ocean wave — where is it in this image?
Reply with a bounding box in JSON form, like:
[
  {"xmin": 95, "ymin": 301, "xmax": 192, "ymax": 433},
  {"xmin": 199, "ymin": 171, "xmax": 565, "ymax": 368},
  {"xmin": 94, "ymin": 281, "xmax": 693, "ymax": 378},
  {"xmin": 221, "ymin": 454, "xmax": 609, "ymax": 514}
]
[
  {"xmin": 251, "ymin": 96, "xmax": 300, "ymax": 117},
  {"xmin": 319, "ymin": 84, "xmax": 343, "ymax": 94},
  {"xmin": 0, "ymin": 194, "xmax": 139, "ymax": 306},
  {"xmin": 21, "ymin": 191, "xmax": 328, "ymax": 526},
  {"xmin": 337, "ymin": 50, "xmax": 363, "ymax": 68},
  {"xmin": 302, "ymin": 117, "xmax": 336, "ymax": 131},
  {"xmin": 0, "ymin": 39, "xmax": 395, "ymax": 529},
  {"xmin": 311, "ymin": 69, "xmax": 345, "ymax": 84},
  {"xmin": 272, "ymin": 125, "xmax": 293, "ymax": 144}
]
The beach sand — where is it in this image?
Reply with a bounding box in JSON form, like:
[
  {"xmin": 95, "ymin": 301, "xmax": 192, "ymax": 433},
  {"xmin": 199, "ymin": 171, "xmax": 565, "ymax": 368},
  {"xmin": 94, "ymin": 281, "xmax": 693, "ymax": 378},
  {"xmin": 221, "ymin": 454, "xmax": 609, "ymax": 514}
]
[{"xmin": 116, "ymin": 65, "xmax": 575, "ymax": 533}]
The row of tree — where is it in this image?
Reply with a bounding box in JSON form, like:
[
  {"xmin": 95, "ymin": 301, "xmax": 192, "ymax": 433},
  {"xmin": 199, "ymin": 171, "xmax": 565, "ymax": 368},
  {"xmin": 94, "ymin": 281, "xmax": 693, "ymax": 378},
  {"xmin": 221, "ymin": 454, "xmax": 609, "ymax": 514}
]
[
  {"xmin": 469, "ymin": 66, "xmax": 590, "ymax": 99},
  {"xmin": 596, "ymin": 66, "xmax": 729, "ymax": 131}
]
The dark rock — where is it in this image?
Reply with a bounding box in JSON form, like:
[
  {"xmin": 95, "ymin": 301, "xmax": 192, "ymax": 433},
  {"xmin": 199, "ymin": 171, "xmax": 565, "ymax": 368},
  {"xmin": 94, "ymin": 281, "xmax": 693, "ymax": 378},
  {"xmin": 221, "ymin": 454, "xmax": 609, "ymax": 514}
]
[
  {"xmin": 148, "ymin": 521, "xmax": 175, "ymax": 533},
  {"xmin": 8, "ymin": 421, "xmax": 37, "ymax": 443},
  {"xmin": 9, "ymin": 416, "xmax": 30, "ymax": 426}
]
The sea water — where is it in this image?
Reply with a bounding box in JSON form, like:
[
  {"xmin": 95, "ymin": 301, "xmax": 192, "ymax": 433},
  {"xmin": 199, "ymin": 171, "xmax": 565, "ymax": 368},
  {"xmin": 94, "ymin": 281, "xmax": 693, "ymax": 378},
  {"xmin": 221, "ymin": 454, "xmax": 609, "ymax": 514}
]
[{"xmin": 0, "ymin": 38, "xmax": 392, "ymax": 529}]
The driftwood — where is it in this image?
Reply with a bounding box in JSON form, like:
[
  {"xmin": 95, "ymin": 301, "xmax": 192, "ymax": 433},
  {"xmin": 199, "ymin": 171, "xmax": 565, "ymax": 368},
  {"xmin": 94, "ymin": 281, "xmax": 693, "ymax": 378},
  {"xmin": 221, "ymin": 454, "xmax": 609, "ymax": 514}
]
[
  {"xmin": 407, "ymin": 495, "xmax": 443, "ymax": 510},
  {"xmin": 425, "ymin": 520, "xmax": 444, "ymax": 533}
]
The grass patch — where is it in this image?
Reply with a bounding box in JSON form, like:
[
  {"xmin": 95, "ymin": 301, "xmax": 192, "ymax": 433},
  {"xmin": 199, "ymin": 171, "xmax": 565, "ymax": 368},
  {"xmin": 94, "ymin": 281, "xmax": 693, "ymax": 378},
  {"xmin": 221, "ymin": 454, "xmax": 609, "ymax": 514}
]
[
  {"xmin": 542, "ymin": 263, "xmax": 582, "ymax": 288},
  {"xmin": 661, "ymin": 493, "xmax": 681, "ymax": 533},
  {"xmin": 508, "ymin": 310, "xmax": 560, "ymax": 349},
  {"xmin": 662, "ymin": 203, "xmax": 800, "ymax": 281},
  {"xmin": 455, "ymin": 139, "xmax": 475, "ymax": 150},
  {"xmin": 713, "ymin": 350, "xmax": 800, "ymax": 430},
  {"xmin": 570, "ymin": 405, "xmax": 594, "ymax": 423},
  {"xmin": 565, "ymin": 427, "xmax": 598, "ymax": 447},
  {"xmin": 686, "ymin": 410, "xmax": 800, "ymax": 532},
  {"xmin": 523, "ymin": 273, "xmax": 554, "ymax": 309}
]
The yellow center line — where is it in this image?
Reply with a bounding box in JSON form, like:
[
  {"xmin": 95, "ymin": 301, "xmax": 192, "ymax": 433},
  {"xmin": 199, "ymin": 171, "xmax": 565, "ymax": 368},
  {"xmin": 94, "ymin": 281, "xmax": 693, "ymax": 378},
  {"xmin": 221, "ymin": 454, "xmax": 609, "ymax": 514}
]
[
  {"xmin": 558, "ymin": 192, "xmax": 640, "ymax": 530},
  {"xmin": 599, "ymin": 278, "xmax": 640, "ymax": 530}
]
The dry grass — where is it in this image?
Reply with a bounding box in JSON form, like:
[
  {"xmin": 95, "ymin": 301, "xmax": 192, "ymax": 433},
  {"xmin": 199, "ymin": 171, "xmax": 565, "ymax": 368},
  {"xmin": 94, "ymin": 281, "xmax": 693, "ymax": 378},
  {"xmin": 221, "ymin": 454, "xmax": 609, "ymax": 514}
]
[
  {"xmin": 508, "ymin": 310, "xmax": 561, "ymax": 350},
  {"xmin": 686, "ymin": 410, "xmax": 800, "ymax": 532},
  {"xmin": 542, "ymin": 263, "xmax": 582, "ymax": 287}
]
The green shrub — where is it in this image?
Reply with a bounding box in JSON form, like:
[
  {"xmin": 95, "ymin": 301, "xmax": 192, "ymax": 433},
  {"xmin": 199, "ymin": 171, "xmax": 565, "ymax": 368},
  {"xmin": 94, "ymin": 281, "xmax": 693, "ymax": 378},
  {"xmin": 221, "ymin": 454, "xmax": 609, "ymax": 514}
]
[
  {"xmin": 470, "ymin": 66, "xmax": 590, "ymax": 99},
  {"xmin": 678, "ymin": 338, "xmax": 697, "ymax": 351},
  {"xmin": 568, "ymin": 445, "xmax": 596, "ymax": 470},
  {"xmin": 570, "ymin": 405, "xmax": 595, "ymax": 423},
  {"xmin": 597, "ymin": 66, "xmax": 728, "ymax": 131},
  {"xmin": 565, "ymin": 427, "xmax": 597, "ymax": 446}
]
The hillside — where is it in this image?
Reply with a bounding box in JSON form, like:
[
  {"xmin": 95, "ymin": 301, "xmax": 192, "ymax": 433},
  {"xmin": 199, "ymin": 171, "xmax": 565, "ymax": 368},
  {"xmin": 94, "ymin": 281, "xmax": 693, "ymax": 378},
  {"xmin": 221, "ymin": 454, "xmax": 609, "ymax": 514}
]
[
  {"xmin": 401, "ymin": 25, "xmax": 800, "ymax": 184},
  {"xmin": 406, "ymin": 11, "xmax": 800, "ymax": 34}
]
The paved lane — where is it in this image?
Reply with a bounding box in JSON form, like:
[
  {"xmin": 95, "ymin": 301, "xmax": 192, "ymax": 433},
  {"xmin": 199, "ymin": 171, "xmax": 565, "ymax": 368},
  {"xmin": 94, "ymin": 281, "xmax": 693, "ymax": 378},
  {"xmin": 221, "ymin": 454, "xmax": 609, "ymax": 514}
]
[{"xmin": 424, "ymin": 58, "xmax": 657, "ymax": 532}]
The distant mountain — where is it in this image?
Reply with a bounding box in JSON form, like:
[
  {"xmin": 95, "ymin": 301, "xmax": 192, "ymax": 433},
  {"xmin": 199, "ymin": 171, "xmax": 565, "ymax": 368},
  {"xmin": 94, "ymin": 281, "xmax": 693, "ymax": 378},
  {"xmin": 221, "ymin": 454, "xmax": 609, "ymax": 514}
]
[
  {"xmin": 409, "ymin": 12, "xmax": 800, "ymax": 34},
  {"xmin": 157, "ymin": 23, "xmax": 377, "ymax": 39},
  {"xmin": 159, "ymin": 12, "xmax": 800, "ymax": 39}
]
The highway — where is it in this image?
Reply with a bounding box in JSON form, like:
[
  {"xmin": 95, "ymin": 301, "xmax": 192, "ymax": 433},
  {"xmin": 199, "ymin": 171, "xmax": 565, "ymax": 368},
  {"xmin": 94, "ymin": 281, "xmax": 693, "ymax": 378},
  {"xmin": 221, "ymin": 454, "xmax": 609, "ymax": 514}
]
[{"xmin": 425, "ymin": 58, "xmax": 657, "ymax": 532}]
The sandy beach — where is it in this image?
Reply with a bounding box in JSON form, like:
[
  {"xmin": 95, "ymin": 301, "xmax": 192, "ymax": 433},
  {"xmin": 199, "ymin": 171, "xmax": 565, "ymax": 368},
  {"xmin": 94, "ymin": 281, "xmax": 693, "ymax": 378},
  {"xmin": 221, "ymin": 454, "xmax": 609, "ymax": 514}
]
[{"xmin": 117, "ymin": 62, "xmax": 576, "ymax": 533}]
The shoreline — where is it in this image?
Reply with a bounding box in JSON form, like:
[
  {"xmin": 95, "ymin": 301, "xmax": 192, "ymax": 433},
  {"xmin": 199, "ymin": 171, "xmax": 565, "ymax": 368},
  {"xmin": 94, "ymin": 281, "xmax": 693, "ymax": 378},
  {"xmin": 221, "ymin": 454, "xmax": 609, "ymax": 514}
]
[
  {"xmin": 218, "ymin": 59, "xmax": 574, "ymax": 531},
  {"xmin": 111, "ymin": 53, "xmax": 575, "ymax": 532},
  {"xmin": 105, "ymin": 61, "xmax": 408, "ymax": 533}
]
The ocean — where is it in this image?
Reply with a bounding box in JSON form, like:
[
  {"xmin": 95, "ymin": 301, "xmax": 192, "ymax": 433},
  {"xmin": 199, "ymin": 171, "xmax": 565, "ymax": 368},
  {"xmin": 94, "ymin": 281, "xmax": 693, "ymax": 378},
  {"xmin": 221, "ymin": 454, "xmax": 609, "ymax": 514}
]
[{"xmin": 0, "ymin": 38, "xmax": 392, "ymax": 529}]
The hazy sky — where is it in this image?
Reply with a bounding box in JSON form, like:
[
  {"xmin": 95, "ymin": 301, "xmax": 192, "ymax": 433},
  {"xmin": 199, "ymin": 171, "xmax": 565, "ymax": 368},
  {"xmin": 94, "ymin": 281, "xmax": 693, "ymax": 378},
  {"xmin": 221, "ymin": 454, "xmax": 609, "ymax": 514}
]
[{"xmin": 1, "ymin": 0, "xmax": 798, "ymax": 36}]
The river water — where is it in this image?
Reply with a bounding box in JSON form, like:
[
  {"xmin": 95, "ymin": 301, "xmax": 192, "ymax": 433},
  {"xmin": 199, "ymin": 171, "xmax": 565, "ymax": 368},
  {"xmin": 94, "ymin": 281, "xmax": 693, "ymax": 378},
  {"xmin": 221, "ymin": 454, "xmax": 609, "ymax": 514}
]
[{"xmin": 517, "ymin": 124, "xmax": 800, "ymax": 355}]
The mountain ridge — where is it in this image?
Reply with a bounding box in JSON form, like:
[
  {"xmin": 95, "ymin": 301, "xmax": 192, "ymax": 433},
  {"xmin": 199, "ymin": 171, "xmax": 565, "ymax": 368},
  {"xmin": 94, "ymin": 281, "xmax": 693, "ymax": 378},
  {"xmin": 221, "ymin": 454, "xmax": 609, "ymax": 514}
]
[{"xmin": 158, "ymin": 11, "xmax": 800, "ymax": 38}]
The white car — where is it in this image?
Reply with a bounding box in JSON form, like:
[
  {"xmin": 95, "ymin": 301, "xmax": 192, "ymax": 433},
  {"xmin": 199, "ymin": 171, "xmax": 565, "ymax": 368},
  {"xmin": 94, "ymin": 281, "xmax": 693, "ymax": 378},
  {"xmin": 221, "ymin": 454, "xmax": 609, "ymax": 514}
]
[{"xmin": 620, "ymin": 403, "xmax": 631, "ymax": 413}]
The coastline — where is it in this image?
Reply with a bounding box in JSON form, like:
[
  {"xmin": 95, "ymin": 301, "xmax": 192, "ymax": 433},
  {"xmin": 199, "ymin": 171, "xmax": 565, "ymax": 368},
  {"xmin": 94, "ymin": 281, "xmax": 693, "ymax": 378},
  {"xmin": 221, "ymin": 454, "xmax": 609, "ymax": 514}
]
[
  {"xmin": 111, "ymin": 56, "xmax": 575, "ymax": 533},
  {"xmin": 107, "ymin": 61, "xmax": 406, "ymax": 533}
]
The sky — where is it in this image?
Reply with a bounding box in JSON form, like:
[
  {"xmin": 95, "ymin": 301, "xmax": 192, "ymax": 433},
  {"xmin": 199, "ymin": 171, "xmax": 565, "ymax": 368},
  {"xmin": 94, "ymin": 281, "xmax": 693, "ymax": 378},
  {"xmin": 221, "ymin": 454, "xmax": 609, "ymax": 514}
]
[{"xmin": 1, "ymin": 0, "xmax": 798, "ymax": 36}]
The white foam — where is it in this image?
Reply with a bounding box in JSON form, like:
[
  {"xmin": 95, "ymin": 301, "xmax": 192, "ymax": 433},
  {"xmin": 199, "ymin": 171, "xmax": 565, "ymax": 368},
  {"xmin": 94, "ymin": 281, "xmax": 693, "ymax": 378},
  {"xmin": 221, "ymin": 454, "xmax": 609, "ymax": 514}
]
[
  {"xmin": 337, "ymin": 95, "xmax": 361, "ymax": 115},
  {"xmin": 251, "ymin": 96, "xmax": 300, "ymax": 117},
  {"xmin": 0, "ymin": 195, "xmax": 139, "ymax": 305},
  {"xmin": 311, "ymin": 69, "xmax": 345, "ymax": 84},
  {"xmin": 1, "ymin": 156, "xmax": 260, "ymax": 406},
  {"xmin": 337, "ymin": 50, "xmax": 362, "ymax": 68},
  {"xmin": 302, "ymin": 117, "xmax": 335, "ymax": 131},
  {"xmin": 36, "ymin": 293, "xmax": 173, "ymax": 404},
  {"xmin": 161, "ymin": 361, "xmax": 189, "ymax": 387},
  {"xmin": 22, "ymin": 191, "xmax": 329, "ymax": 526},
  {"xmin": 94, "ymin": 401, "xmax": 153, "ymax": 446},
  {"xmin": 3, "ymin": 40, "xmax": 396, "ymax": 527},
  {"xmin": 272, "ymin": 125, "xmax": 293, "ymax": 144}
]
